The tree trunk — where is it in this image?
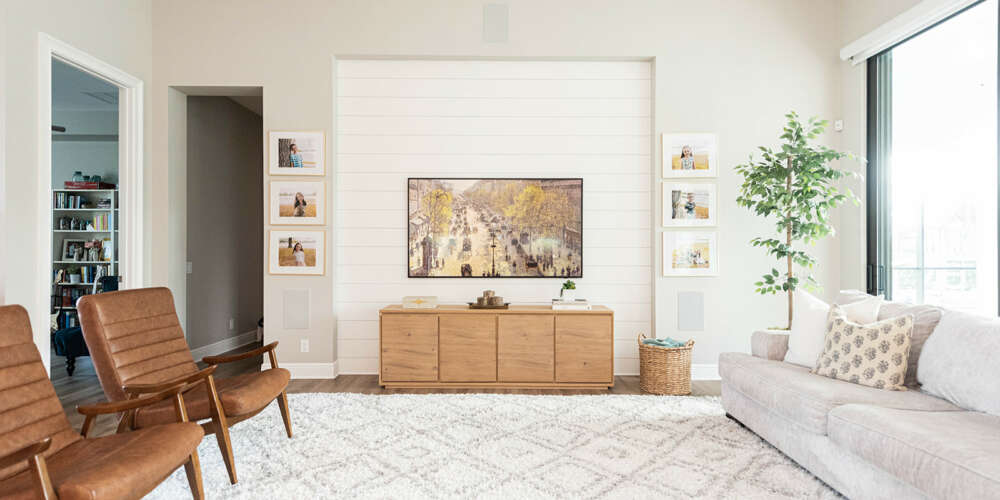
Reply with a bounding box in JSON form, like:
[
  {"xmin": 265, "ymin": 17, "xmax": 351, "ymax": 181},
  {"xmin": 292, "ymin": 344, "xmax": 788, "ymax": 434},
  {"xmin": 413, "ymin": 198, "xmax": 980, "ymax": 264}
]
[{"xmin": 786, "ymin": 158, "xmax": 794, "ymax": 330}]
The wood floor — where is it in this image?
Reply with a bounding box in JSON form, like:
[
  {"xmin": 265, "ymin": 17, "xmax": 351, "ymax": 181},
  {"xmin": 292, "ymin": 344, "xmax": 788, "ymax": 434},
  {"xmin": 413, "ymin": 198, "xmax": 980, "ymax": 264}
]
[{"xmin": 52, "ymin": 344, "xmax": 720, "ymax": 438}]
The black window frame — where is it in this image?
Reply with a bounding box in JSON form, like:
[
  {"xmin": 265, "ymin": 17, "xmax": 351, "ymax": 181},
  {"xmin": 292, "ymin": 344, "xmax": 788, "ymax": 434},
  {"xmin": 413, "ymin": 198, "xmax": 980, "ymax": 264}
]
[{"xmin": 865, "ymin": 0, "xmax": 1000, "ymax": 315}]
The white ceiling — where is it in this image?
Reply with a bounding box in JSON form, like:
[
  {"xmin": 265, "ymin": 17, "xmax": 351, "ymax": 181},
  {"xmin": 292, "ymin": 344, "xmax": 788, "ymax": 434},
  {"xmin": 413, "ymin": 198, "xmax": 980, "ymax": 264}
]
[{"xmin": 52, "ymin": 59, "xmax": 118, "ymax": 111}]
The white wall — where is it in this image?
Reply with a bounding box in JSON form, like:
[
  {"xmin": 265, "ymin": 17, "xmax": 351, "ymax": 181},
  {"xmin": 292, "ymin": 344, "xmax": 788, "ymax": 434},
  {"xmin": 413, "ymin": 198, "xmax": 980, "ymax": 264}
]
[
  {"xmin": 149, "ymin": 0, "xmax": 846, "ymax": 375},
  {"xmin": 51, "ymin": 109, "xmax": 119, "ymax": 188},
  {"xmin": 837, "ymin": 0, "xmax": 923, "ymax": 291},
  {"xmin": 335, "ymin": 59, "xmax": 651, "ymax": 374},
  {"xmin": 2, "ymin": 1, "xmax": 153, "ymax": 365}
]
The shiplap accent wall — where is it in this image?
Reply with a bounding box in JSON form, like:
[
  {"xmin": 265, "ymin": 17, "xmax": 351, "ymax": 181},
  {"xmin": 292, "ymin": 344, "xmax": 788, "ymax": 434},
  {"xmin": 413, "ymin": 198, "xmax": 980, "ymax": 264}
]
[{"xmin": 335, "ymin": 59, "xmax": 652, "ymax": 375}]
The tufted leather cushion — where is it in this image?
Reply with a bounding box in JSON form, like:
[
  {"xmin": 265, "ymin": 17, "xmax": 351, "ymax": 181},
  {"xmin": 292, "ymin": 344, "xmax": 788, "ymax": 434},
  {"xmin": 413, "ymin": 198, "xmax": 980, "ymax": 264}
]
[
  {"xmin": 135, "ymin": 367, "xmax": 291, "ymax": 428},
  {"xmin": 2, "ymin": 422, "xmax": 204, "ymax": 500},
  {"xmin": 0, "ymin": 305, "xmax": 82, "ymax": 480},
  {"xmin": 78, "ymin": 288, "xmax": 199, "ymax": 402}
]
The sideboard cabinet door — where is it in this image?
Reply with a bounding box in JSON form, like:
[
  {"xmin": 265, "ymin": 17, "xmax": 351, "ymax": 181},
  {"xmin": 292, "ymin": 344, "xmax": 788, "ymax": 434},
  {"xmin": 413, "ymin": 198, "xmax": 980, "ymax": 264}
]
[
  {"xmin": 381, "ymin": 314, "xmax": 439, "ymax": 382},
  {"xmin": 555, "ymin": 315, "xmax": 613, "ymax": 383},
  {"xmin": 498, "ymin": 315, "xmax": 554, "ymax": 382},
  {"xmin": 440, "ymin": 315, "xmax": 497, "ymax": 382}
]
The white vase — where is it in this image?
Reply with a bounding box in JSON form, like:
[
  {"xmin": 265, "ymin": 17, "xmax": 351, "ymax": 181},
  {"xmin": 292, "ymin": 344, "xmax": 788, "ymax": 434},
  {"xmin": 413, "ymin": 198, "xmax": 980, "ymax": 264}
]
[
  {"xmin": 560, "ymin": 289, "xmax": 576, "ymax": 301},
  {"xmin": 69, "ymin": 274, "xmax": 81, "ymax": 284}
]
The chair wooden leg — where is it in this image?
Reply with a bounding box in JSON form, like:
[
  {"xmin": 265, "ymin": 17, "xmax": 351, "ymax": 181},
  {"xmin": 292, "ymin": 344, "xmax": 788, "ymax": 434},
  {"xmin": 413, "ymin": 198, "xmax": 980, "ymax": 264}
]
[
  {"xmin": 184, "ymin": 452, "xmax": 205, "ymax": 500},
  {"xmin": 276, "ymin": 390, "xmax": 292, "ymax": 438},
  {"xmin": 205, "ymin": 375, "xmax": 238, "ymax": 484}
]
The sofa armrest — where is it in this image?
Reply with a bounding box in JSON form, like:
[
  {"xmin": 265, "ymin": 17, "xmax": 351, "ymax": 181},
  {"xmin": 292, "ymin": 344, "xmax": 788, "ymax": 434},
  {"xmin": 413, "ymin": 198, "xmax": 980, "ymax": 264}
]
[{"xmin": 751, "ymin": 330, "xmax": 789, "ymax": 361}]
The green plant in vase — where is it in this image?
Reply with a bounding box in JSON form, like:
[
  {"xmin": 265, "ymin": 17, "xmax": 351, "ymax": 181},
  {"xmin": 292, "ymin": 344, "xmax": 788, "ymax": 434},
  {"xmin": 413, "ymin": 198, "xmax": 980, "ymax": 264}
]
[
  {"xmin": 735, "ymin": 112, "xmax": 861, "ymax": 330},
  {"xmin": 561, "ymin": 280, "xmax": 577, "ymax": 301}
]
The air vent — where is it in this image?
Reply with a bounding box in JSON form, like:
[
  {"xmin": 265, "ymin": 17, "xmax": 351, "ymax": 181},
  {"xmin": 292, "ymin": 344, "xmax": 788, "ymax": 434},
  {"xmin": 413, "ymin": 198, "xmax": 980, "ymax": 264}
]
[{"xmin": 81, "ymin": 91, "xmax": 118, "ymax": 105}]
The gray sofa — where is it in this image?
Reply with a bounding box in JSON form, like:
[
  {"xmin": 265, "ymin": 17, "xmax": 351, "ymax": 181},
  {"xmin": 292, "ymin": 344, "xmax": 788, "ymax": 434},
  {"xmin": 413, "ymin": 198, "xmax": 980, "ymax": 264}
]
[{"xmin": 720, "ymin": 296, "xmax": 1000, "ymax": 499}]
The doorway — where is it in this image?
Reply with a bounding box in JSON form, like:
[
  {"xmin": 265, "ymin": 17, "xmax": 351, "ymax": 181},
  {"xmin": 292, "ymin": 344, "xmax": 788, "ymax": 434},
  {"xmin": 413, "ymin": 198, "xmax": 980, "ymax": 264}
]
[{"xmin": 40, "ymin": 34, "xmax": 144, "ymax": 378}]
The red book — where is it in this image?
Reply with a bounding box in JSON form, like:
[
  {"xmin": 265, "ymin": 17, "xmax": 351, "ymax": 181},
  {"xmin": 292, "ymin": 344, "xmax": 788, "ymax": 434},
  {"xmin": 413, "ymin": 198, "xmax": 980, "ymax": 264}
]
[{"xmin": 64, "ymin": 181, "xmax": 116, "ymax": 190}]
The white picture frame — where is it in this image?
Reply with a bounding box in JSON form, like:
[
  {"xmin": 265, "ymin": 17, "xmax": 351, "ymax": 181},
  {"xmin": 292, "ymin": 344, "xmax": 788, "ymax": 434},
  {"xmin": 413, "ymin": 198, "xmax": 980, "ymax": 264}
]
[
  {"xmin": 268, "ymin": 130, "xmax": 325, "ymax": 176},
  {"xmin": 662, "ymin": 133, "xmax": 718, "ymax": 178},
  {"xmin": 663, "ymin": 231, "xmax": 718, "ymax": 276},
  {"xmin": 269, "ymin": 180, "xmax": 325, "ymax": 225},
  {"xmin": 269, "ymin": 230, "xmax": 325, "ymax": 275},
  {"xmin": 662, "ymin": 183, "xmax": 717, "ymax": 227},
  {"xmin": 60, "ymin": 239, "xmax": 87, "ymax": 261}
]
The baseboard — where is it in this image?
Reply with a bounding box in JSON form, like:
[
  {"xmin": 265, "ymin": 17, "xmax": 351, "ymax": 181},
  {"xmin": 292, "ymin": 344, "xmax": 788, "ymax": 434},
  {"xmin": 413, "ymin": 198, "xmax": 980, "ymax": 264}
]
[
  {"xmin": 189, "ymin": 330, "xmax": 258, "ymax": 361},
  {"xmin": 332, "ymin": 366, "xmax": 721, "ymax": 380},
  {"xmin": 270, "ymin": 361, "xmax": 339, "ymax": 379}
]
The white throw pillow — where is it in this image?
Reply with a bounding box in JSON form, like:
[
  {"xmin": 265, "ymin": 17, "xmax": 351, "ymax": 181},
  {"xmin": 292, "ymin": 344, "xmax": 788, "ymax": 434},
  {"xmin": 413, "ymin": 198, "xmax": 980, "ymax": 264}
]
[
  {"xmin": 918, "ymin": 310, "xmax": 1000, "ymax": 416},
  {"xmin": 784, "ymin": 289, "xmax": 882, "ymax": 367}
]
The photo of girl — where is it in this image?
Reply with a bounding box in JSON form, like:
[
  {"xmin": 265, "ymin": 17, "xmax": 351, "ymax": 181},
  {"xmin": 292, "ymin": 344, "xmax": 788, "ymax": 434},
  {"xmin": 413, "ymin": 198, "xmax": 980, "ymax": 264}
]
[
  {"xmin": 288, "ymin": 144, "xmax": 303, "ymax": 168},
  {"xmin": 293, "ymin": 192, "xmax": 307, "ymax": 217},
  {"xmin": 269, "ymin": 181, "xmax": 325, "ymax": 225},
  {"xmin": 269, "ymin": 230, "xmax": 325, "ymax": 275},
  {"xmin": 662, "ymin": 133, "xmax": 717, "ymax": 178}
]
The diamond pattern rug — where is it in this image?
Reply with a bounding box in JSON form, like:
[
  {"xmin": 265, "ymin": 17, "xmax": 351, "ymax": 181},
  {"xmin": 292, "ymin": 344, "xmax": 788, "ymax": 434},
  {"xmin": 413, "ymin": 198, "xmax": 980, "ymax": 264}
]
[{"xmin": 147, "ymin": 393, "xmax": 837, "ymax": 499}]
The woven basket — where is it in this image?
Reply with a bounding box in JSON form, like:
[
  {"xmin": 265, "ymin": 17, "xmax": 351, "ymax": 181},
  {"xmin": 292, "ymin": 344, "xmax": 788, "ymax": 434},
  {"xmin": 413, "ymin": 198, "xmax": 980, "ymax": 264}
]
[{"xmin": 638, "ymin": 333, "xmax": 694, "ymax": 395}]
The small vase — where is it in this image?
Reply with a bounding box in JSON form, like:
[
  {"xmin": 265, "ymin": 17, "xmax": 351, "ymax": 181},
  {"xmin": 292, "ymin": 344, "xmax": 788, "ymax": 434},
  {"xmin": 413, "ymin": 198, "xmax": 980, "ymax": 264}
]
[
  {"xmin": 72, "ymin": 171, "xmax": 84, "ymax": 182},
  {"xmin": 561, "ymin": 289, "xmax": 576, "ymax": 301},
  {"xmin": 68, "ymin": 274, "xmax": 81, "ymax": 284}
]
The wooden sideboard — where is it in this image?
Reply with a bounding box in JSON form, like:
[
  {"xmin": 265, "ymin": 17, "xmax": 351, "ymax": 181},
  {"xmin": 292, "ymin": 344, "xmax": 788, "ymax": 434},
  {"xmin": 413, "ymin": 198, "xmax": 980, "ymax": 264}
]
[{"xmin": 378, "ymin": 304, "xmax": 614, "ymax": 389}]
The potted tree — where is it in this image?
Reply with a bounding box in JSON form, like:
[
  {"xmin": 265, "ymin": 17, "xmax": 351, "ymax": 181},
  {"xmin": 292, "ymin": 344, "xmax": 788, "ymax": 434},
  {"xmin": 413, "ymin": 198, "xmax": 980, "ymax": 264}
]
[{"xmin": 735, "ymin": 112, "xmax": 860, "ymax": 330}]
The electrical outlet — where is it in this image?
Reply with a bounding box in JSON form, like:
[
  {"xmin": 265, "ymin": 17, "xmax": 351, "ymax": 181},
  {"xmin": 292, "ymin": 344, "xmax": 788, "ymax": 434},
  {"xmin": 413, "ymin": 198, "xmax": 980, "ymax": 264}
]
[
  {"xmin": 300, "ymin": 339, "xmax": 310, "ymax": 353},
  {"xmin": 228, "ymin": 318, "xmax": 235, "ymax": 331}
]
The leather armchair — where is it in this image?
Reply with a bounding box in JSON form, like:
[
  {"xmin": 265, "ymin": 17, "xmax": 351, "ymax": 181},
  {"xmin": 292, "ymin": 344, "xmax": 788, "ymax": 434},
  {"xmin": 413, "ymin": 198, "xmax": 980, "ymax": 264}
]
[
  {"xmin": 0, "ymin": 304, "xmax": 204, "ymax": 499},
  {"xmin": 77, "ymin": 287, "xmax": 292, "ymax": 485}
]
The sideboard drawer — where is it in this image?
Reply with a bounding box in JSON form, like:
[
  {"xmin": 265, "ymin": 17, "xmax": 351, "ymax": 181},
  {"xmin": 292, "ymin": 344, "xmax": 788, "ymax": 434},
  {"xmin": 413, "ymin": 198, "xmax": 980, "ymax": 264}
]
[
  {"xmin": 440, "ymin": 315, "xmax": 497, "ymax": 382},
  {"xmin": 380, "ymin": 314, "xmax": 438, "ymax": 382},
  {"xmin": 555, "ymin": 315, "xmax": 613, "ymax": 383},
  {"xmin": 498, "ymin": 315, "xmax": 554, "ymax": 382}
]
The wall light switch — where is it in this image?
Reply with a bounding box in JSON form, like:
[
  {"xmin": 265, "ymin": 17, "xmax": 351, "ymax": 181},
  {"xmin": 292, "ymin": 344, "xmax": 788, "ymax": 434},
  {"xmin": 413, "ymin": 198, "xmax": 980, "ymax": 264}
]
[
  {"xmin": 300, "ymin": 339, "xmax": 310, "ymax": 353},
  {"xmin": 186, "ymin": 262, "xmax": 193, "ymax": 274},
  {"xmin": 834, "ymin": 119, "xmax": 844, "ymax": 132},
  {"xmin": 228, "ymin": 318, "xmax": 235, "ymax": 331}
]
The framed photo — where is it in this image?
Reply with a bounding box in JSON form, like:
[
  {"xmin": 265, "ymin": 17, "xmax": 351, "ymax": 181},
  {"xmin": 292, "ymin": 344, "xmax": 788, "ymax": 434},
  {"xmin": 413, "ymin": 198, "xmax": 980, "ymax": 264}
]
[
  {"xmin": 407, "ymin": 178, "xmax": 583, "ymax": 278},
  {"xmin": 663, "ymin": 183, "xmax": 717, "ymax": 227},
  {"xmin": 268, "ymin": 131, "xmax": 325, "ymax": 176},
  {"xmin": 663, "ymin": 231, "xmax": 718, "ymax": 276},
  {"xmin": 269, "ymin": 230, "xmax": 325, "ymax": 275},
  {"xmin": 61, "ymin": 239, "xmax": 87, "ymax": 261},
  {"xmin": 269, "ymin": 180, "xmax": 325, "ymax": 225},
  {"xmin": 662, "ymin": 133, "xmax": 717, "ymax": 178}
]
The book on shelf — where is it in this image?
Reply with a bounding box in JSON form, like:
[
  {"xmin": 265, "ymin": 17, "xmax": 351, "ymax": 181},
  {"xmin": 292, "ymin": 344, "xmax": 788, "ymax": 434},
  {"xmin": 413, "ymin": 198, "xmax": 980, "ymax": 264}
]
[{"xmin": 551, "ymin": 299, "xmax": 591, "ymax": 310}]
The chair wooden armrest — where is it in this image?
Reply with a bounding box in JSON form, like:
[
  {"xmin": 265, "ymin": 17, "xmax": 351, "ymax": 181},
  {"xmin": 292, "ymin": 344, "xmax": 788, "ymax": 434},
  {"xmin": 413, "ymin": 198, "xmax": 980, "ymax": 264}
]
[
  {"xmin": 78, "ymin": 382, "xmax": 195, "ymax": 437},
  {"xmin": 122, "ymin": 365, "xmax": 217, "ymax": 397},
  {"xmin": 0, "ymin": 437, "xmax": 51, "ymax": 471},
  {"xmin": 202, "ymin": 341, "xmax": 278, "ymax": 366}
]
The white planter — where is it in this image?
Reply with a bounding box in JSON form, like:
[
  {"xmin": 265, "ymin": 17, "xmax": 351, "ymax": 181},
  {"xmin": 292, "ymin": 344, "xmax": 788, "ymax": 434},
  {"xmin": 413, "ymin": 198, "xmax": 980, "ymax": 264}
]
[
  {"xmin": 68, "ymin": 274, "xmax": 81, "ymax": 284},
  {"xmin": 560, "ymin": 289, "xmax": 576, "ymax": 301}
]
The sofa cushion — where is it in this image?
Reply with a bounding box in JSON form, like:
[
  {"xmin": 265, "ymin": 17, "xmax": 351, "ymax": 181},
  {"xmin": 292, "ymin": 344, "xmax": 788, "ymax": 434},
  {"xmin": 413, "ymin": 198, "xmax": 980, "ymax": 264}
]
[
  {"xmin": 829, "ymin": 404, "xmax": 1000, "ymax": 500},
  {"xmin": 719, "ymin": 352, "xmax": 961, "ymax": 435},
  {"xmin": 785, "ymin": 290, "xmax": 882, "ymax": 368},
  {"xmin": 811, "ymin": 306, "xmax": 912, "ymax": 391},
  {"xmin": 918, "ymin": 309, "xmax": 1000, "ymax": 416},
  {"xmin": 836, "ymin": 290, "xmax": 943, "ymax": 387}
]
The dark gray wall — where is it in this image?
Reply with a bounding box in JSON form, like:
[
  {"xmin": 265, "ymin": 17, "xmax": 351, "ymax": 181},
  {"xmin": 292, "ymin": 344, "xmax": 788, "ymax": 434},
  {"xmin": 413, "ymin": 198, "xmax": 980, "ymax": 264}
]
[{"xmin": 186, "ymin": 96, "xmax": 262, "ymax": 350}]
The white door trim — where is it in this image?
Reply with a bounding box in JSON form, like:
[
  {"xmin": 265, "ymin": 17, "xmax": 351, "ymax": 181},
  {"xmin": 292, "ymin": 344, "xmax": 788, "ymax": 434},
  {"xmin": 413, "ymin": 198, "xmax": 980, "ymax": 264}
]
[{"xmin": 37, "ymin": 33, "xmax": 144, "ymax": 369}]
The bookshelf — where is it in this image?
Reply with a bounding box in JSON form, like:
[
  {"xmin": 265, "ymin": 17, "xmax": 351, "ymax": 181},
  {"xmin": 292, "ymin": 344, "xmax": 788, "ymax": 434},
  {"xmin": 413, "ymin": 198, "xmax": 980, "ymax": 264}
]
[{"xmin": 51, "ymin": 189, "xmax": 118, "ymax": 328}]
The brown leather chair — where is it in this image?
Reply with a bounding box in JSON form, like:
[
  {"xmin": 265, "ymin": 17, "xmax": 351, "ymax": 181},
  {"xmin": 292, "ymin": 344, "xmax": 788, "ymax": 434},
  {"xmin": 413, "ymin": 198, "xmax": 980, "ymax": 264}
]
[
  {"xmin": 0, "ymin": 304, "xmax": 205, "ymax": 499},
  {"xmin": 77, "ymin": 287, "xmax": 292, "ymax": 485}
]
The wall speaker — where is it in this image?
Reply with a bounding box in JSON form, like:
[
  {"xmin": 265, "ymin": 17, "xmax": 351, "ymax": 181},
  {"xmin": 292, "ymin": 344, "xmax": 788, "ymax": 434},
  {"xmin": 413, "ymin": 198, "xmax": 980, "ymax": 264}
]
[
  {"xmin": 677, "ymin": 291, "xmax": 704, "ymax": 331},
  {"xmin": 483, "ymin": 4, "xmax": 509, "ymax": 43},
  {"xmin": 283, "ymin": 289, "xmax": 310, "ymax": 330}
]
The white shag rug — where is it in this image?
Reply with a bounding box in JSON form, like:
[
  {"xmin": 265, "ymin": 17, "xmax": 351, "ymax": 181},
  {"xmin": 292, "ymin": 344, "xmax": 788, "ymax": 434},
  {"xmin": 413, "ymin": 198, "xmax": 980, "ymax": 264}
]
[{"xmin": 147, "ymin": 393, "xmax": 837, "ymax": 499}]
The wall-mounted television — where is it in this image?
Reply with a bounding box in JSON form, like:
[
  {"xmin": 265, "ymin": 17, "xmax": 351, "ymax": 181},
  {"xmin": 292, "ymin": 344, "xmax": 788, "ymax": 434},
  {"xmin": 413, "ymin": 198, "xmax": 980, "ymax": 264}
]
[{"xmin": 407, "ymin": 178, "xmax": 583, "ymax": 278}]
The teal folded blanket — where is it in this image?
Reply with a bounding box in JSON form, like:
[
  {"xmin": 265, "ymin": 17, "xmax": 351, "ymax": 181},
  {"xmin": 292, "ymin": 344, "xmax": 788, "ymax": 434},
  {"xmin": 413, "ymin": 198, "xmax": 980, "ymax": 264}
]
[{"xmin": 642, "ymin": 337, "xmax": 687, "ymax": 348}]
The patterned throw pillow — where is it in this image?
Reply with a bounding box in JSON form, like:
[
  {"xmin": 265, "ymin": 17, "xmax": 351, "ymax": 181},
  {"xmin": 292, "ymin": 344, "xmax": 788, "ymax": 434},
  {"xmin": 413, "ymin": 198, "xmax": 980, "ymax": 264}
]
[{"xmin": 811, "ymin": 305, "xmax": 913, "ymax": 391}]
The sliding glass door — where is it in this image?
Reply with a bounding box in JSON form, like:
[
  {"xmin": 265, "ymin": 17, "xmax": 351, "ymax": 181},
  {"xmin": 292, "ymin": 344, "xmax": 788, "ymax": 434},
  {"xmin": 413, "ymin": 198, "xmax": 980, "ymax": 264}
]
[{"xmin": 868, "ymin": 0, "xmax": 999, "ymax": 316}]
